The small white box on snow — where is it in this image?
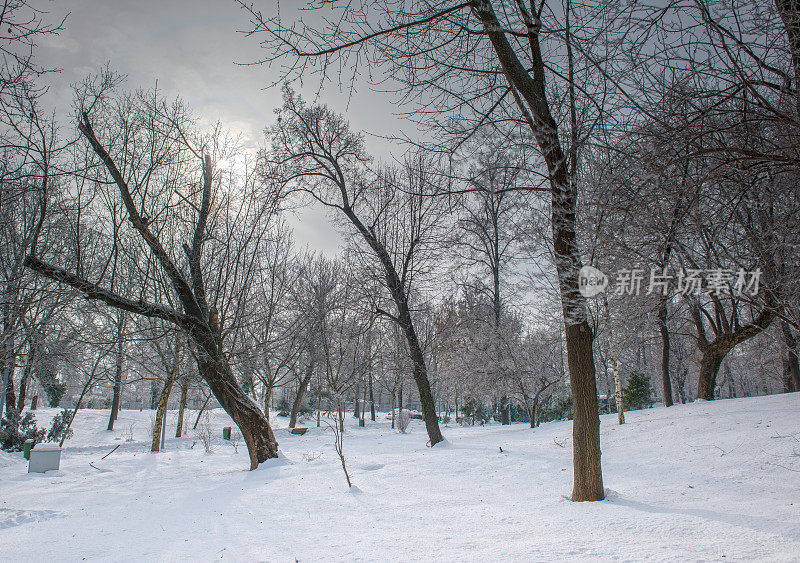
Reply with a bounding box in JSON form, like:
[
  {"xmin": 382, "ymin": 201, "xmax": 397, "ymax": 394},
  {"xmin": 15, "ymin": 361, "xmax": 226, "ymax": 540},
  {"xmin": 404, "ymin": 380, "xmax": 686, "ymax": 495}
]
[{"xmin": 28, "ymin": 444, "xmax": 62, "ymax": 473}]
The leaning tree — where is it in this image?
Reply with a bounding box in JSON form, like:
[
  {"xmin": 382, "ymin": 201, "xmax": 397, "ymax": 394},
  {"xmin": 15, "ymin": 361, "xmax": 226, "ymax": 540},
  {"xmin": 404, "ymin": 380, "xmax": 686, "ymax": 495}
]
[
  {"xmin": 266, "ymin": 87, "xmax": 448, "ymax": 446},
  {"xmin": 25, "ymin": 81, "xmax": 280, "ymax": 469}
]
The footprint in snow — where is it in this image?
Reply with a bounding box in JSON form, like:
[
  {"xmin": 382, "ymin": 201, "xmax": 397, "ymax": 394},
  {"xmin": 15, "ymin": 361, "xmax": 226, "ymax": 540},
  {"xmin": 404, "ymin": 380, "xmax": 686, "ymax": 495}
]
[
  {"xmin": 0, "ymin": 508, "xmax": 64, "ymax": 530},
  {"xmin": 361, "ymin": 463, "xmax": 385, "ymax": 471}
]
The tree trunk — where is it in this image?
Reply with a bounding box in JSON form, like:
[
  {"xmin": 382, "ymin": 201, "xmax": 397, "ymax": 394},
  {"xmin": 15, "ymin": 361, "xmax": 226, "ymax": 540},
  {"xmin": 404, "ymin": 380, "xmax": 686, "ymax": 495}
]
[
  {"xmin": 361, "ymin": 379, "xmax": 367, "ymax": 424},
  {"xmin": 193, "ymin": 393, "xmax": 211, "ymax": 430},
  {"xmin": 290, "ymin": 357, "xmax": 315, "ymax": 428},
  {"xmin": 151, "ymin": 371, "xmax": 176, "ymax": 452},
  {"xmin": 194, "ymin": 347, "xmax": 279, "ymax": 469},
  {"xmin": 107, "ymin": 314, "xmax": 126, "ymax": 431},
  {"xmin": 1, "ymin": 331, "xmax": 16, "ymax": 421},
  {"xmin": 500, "ymin": 396, "xmax": 510, "ymax": 425},
  {"xmin": 697, "ymin": 343, "xmax": 728, "ymax": 401},
  {"xmin": 658, "ymin": 297, "xmax": 674, "ymax": 407},
  {"xmin": 403, "ymin": 316, "xmax": 443, "ymax": 445},
  {"xmin": 781, "ymin": 321, "xmax": 800, "ymax": 392},
  {"xmin": 175, "ymin": 378, "xmax": 189, "ymax": 437},
  {"xmin": 316, "ymin": 379, "xmax": 322, "ymax": 427},
  {"xmin": 149, "ymin": 380, "xmax": 159, "ymax": 410},
  {"xmin": 353, "ymin": 382, "xmax": 360, "ymax": 419},
  {"xmin": 16, "ymin": 344, "xmax": 35, "ymax": 414},
  {"xmin": 603, "ymin": 293, "xmax": 624, "ymax": 425},
  {"xmin": 263, "ymin": 383, "xmax": 272, "ymax": 420},
  {"xmin": 694, "ymin": 303, "xmax": 777, "ymax": 401},
  {"xmin": 339, "ymin": 203, "xmax": 443, "ymax": 445},
  {"xmin": 610, "ymin": 350, "xmax": 624, "ymax": 425},
  {"xmin": 369, "ymin": 373, "xmax": 376, "ymax": 421},
  {"xmin": 337, "ymin": 396, "xmax": 344, "ymax": 432},
  {"xmin": 398, "ymin": 381, "xmax": 403, "ymax": 411},
  {"xmin": 777, "ymin": 0, "xmax": 800, "ymax": 115},
  {"xmin": 565, "ymin": 323, "xmax": 604, "ymax": 500},
  {"xmin": 391, "ymin": 390, "xmax": 396, "ymax": 429}
]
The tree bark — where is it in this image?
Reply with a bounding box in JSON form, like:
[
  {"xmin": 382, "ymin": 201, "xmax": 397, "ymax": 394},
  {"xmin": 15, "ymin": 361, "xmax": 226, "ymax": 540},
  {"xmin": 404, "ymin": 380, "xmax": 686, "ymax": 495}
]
[
  {"xmin": 151, "ymin": 371, "xmax": 176, "ymax": 452},
  {"xmin": 16, "ymin": 344, "xmax": 35, "ymax": 414},
  {"xmin": 368, "ymin": 373, "xmax": 376, "ymax": 421},
  {"xmin": 290, "ymin": 356, "xmax": 314, "ymax": 428},
  {"xmin": 781, "ymin": 321, "xmax": 800, "ymax": 392},
  {"xmin": 175, "ymin": 378, "xmax": 189, "ymax": 437},
  {"xmin": 107, "ymin": 313, "xmax": 125, "ymax": 431},
  {"xmin": 658, "ymin": 298, "xmax": 674, "ymax": 406}
]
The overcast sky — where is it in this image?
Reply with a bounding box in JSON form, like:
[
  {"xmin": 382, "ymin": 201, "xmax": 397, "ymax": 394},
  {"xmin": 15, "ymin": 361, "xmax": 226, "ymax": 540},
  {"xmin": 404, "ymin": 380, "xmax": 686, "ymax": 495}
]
[{"xmin": 35, "ymin": 0, "xmax": 413, "ymax": 254}]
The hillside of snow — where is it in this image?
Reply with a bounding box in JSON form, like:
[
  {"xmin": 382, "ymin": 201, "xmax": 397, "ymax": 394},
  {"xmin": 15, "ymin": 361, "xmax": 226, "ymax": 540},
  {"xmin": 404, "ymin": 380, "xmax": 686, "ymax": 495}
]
[{"xmin": 1, "ymin": 393, "xmax": 799, "ymax": 561}]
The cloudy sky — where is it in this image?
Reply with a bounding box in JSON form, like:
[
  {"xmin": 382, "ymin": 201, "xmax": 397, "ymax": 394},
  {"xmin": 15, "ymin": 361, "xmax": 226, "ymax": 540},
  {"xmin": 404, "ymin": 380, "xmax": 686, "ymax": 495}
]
[{"xmin": 36, "ymin": 0, "xmax": 412, "ymax": 253}]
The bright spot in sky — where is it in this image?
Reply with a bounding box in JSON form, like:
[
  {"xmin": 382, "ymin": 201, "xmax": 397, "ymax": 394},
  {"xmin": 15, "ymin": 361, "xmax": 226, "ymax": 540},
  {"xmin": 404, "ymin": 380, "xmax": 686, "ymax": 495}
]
[{"xmin": 216, "ymin": 158, "xmax": 231, "ymax": 170}]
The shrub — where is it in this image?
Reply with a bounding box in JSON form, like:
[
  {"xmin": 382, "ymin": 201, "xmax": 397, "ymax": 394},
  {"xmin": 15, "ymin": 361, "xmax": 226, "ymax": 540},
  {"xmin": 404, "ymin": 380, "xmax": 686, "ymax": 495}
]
[
  {"xmin": 46, "ymin": 409, "xmax": 74, "ymax": 443},
  {"xmin": 276, "ymin": 397, "xmax": 291, "ymax": 417},
  {"xmin": 195, "ymin": 414, "xmax": 214, "ymax": 453},
  {"xmin": 460, "ymin": 398, "xmax": 488, "ymax": 425},
  {"xmin": 623, "ymin": 370, "xmax": 655, "ymax": 410},
  {"xmin": 0, "ymin": 412, "xmax": 46, "ymax": 452},
  {"xmin": 37, "ymin": 368, "xmax": 66, "ymax": 407},
  {"xmin": 537, "ymin": 395, "xmax": 573, "ymax": 424},
  {"xmin": 397, "ymin": 409, "xmax": 411, "ymax": 433}
]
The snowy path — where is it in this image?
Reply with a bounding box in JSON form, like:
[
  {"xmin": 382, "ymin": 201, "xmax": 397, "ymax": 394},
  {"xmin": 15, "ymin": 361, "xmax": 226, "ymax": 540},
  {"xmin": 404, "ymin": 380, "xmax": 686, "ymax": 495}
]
[{"xmin": 2, "ymin": 393, "xmax": 799, "ymax": 561}]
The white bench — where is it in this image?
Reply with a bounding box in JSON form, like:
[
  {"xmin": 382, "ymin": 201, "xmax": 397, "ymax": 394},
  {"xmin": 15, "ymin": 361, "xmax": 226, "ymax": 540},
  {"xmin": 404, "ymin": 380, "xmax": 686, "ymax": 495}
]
[{"xmin": 28, "ymin": 444, "xmax": 62, "ymax": 473}]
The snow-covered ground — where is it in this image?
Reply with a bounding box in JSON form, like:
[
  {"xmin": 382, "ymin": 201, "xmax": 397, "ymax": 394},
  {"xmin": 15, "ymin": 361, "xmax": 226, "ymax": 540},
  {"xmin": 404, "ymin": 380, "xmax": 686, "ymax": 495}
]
[{"xmin": 2, "ymin": 393, "xmax": 799, "ymax": 561}]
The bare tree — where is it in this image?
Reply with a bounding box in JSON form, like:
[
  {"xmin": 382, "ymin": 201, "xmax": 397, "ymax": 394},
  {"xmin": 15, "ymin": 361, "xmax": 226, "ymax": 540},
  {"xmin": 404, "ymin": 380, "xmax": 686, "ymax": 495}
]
[
  {"xmin": 266, "ymin": 87, "xmax": 446, "ymax": 446},
  {"xmin": 25, "ymin": 81, "xmax": 280, "ymax": 469}
]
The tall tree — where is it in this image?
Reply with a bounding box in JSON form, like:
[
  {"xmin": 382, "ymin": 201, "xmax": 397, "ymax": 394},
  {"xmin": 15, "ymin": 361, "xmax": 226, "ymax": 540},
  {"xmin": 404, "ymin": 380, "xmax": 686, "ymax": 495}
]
[{"xmin": 243, "ymin": 0, "xmax": 609, "ymax": 499}]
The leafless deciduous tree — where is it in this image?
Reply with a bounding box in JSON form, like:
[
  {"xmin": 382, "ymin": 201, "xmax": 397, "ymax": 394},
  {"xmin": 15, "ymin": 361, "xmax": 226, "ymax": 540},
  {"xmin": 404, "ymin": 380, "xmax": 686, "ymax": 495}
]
[
  {"xmin": 265, "ymin": 87, "xmax": 446, "ymax": 446},
  {"xmin": 25, "ymin": 81, "xmax": 281, "ymax": 469}
]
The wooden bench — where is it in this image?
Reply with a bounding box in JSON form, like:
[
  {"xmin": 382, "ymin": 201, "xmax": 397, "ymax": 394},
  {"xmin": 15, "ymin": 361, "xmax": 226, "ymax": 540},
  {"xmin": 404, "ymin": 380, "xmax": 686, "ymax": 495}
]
[{"xmin": 290, "ymin": 427, "xmax": 308, "ymax": 435}]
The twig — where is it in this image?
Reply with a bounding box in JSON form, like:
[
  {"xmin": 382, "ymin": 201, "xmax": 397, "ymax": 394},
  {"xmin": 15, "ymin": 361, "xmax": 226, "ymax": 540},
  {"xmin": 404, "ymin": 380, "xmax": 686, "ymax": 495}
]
[{"xmin": 101, "ymin": 444, "xmax": 120, "ymax": 459}]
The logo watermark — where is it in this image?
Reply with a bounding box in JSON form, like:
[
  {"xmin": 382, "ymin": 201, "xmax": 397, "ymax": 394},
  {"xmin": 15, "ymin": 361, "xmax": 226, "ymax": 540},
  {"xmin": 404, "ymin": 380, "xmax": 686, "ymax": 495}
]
[{"xmin": 578, "ymin": 266, "xmax": 761, "ymax": 298}]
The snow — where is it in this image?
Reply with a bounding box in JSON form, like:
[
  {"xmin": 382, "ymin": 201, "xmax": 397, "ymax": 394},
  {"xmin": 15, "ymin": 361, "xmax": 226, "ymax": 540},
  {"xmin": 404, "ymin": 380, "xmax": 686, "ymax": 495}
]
[{"xmin": 2, "ymin": 393, "xmax": 799, "ymax": 560}]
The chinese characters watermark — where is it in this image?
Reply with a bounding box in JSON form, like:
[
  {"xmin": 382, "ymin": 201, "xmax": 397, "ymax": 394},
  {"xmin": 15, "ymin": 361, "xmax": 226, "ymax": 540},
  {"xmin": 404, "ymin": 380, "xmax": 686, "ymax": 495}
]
[{"xmin": 578, "ymin": 266, "xmax": 761, "ymax": 298}]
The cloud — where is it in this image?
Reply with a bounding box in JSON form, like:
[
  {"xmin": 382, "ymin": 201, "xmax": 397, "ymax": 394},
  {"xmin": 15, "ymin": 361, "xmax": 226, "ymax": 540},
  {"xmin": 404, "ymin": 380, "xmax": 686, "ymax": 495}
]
[{"xmin": 38, "ymin": 0, "xmax": 415, "ymax": 253}]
